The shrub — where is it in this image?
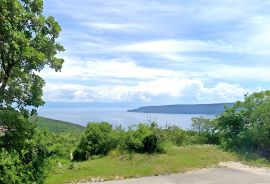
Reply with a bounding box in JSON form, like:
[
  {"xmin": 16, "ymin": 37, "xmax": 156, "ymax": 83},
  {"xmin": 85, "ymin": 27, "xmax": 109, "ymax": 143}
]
[
  {"xmin": 0, "ymin": 149, "xmax": 22, "ymax": 183},
  {"xmin": 0, "ymin": 134, "xmax": 49, "ymax": 184},
  {"xmin": 0, "ymin": 109, "xmax": 35, "ymax": 151},
  {"xmin": 0, "ymin": 110, "xmax": 50, "ymax": 183},
  {"xmin": 182, "ymin": 131, "xmax": 206, "ymax": 145},
  {"xmin": 73, "ymin": 122, "xmax": 118, "ymax": 161},
  {"xmin": 121, "ymin": 122, "xmax": 165, "ymax": 153},
  {"xmin": 44, "ymin": 132, "xmax": 80, "ymax": 159},
  {"xmin": 163, "ymin": 126, "xmax": 185, "ymax": 146}
]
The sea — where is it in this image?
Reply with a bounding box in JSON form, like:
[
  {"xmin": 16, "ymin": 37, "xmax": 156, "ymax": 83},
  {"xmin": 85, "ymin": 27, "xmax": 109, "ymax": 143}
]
[{"xmin": 38, "ymin": 109, "xmax": 215, "ymax": 129}]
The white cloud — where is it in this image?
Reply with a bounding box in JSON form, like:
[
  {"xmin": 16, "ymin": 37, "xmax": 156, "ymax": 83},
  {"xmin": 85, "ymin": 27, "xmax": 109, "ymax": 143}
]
[
  {"xmin": 43, "ymin": 78, "xmax": 249, "ymax": 103},
  {"xmin": 113, "ymin": 39, "xmax": 244, "ymax": 62},
  {"xmin": 84, "ymin": 22, "xmax": 149, "ymax": 33},
  {"xmin": 40, "ymin": 57, "xmax": 181, "ymax": 80},
  {"xmin": 116, "ymin": 39, "xmax": 239, "ymax": 53},
  {"xmin": 134, "ymin": 78, "xmax": 201, "ymax": 97},
  {"xmin": 242, "ymin": 16, "xmax": 270, "ymax": 55},
  {"xmin": 207, "ymin": 65, "xmax": 270, "ymax": 82},
  {"xmin": 197, "ymin": 83, "xmax": 247, "ymax": 102}
]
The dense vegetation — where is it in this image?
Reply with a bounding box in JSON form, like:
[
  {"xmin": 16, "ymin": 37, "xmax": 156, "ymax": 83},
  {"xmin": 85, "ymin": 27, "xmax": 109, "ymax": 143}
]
[
  {"xmin": 216, "ymin": 91, "xmax": 270, "ymax": 157},
  {"xmin": 73, "ymin": 122, "xmax": 166, "ymax": 161},
  {"xmin": 0, "ymin": 110, "xmax": 50, "ymax": 183},
  {"xmin": 32, "ymin": 116, "xmax": 85, "ymax": 135},
  {"xmin": 0, "ymin": 0, "xmax": 64, "ymax": 183},
  {"xmin": 72, "ymin": 119, "xmax": 219, "ymax": 162}
]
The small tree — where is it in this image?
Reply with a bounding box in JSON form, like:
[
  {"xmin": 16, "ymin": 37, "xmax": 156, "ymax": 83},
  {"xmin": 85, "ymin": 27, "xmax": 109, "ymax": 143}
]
[
  {"xmin": 191, "ymin": 116, "xmax": 219, "ymax": 144},
  {"xmin": 191, "ymin": 116, "xmax": 212, "ymax": 134}
]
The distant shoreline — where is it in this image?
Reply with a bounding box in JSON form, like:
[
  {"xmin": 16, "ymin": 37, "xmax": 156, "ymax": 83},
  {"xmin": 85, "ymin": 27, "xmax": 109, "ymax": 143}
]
[{"xmin": 128, "ymin": 103, "xmax": 234, "ymax": 115}]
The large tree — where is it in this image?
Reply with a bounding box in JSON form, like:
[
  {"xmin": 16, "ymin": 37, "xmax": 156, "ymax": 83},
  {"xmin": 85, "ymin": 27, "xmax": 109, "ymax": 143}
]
[
  {"xmin": 0, "ymin": 1, "xmax": 64, "ymax": 182},
  {"xmin": 0, "ymin": 0, "xmax": 64, "ymax": 114}
]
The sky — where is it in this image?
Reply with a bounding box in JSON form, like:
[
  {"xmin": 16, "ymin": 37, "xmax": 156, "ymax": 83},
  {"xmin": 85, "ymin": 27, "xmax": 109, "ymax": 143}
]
[{"xmin": 41, "ymin": 0, "xmax": 270, "ymax": 105}]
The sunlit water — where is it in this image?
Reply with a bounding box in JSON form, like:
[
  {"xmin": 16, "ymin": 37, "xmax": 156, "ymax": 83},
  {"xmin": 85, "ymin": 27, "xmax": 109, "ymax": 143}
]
[{"xmin": 38, "ymin": 109, "xmax": 215, "ymax": 129}]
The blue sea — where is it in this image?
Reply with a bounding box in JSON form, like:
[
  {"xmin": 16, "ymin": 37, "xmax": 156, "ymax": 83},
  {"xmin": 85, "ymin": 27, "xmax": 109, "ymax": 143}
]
[{"xmin": 38, "ymin": 109, "xmax": 215, "ymax": 129}]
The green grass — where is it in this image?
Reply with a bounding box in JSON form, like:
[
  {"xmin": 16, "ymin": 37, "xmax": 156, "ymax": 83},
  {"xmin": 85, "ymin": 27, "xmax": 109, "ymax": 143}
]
[
  {"xmin": 31, "ymin": 116, "xmax": 86, "ymax": 135},
  {"xmin": 233, "ymin": 152, "xmax": 270, "ymax": 168},
  {"xmin": 46, "ymin": 144, "xmax": 236, "ymax": 184}
]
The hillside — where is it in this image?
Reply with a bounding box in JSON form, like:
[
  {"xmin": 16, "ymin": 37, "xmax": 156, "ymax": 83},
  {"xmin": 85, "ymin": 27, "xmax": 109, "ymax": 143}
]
[
  {"xmin": 128, "ymin": 103, "xmax": 234, "ymax": 114},
  {"xmin": 30, "ymin": 116, "xmax": 86, "ymax": 135}
]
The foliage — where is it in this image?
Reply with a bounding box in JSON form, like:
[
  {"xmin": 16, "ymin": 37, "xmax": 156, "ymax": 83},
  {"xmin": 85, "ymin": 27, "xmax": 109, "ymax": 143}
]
[
  {"xmin": 0, "ymin": 148, "xmax": 21, "ymax": 183},
  {"xmin": 191, "ymin": 116, "xmax": 219, "ymax": 144},
  {"xmin": 73, "ymin": 122, "xmax": 166, "ymax": 161},
  {"xmin": 73, "ymin": 122, "xmax": 118, "ymax": 161},
  {"xmin": 120, "ymin": 122, "xmax": 165, "ymax": 154},
  {"xmin": 43, "ymin": 131, "xmax": 80, "ymax": 159},
  {"xmin": 0, "ymin": 126, "xmax": 50, "ymax": 184},
  {"xmin": 0, "ymin": 108, "xmax": 35, "ymax": 151},
  {"xmin": 0, "ymin": 113, "xmax": 83, "ymax": 183},
  {"xmin": 0, "ymin": 0, "xmax": 64, "ymax": 113},
  {"xmin": 28, "ymin": 116, "xmax": 85, "ymax": 160},
  {"xmin": 0, "ymin": 0, "xmax": 64, "ymax": 182},
  {"xmin": 31, "ymin": 116, "xmax": 85, "ymax": 136},
  {"xmin": 216, "ymin": 90, "xmax": 270, "ymax": 157},
  {"xmin": 191, "ymin": 116, "xmax": 212, "ymax": 134},
  {"xmin": 162, "ymin": 125, "xmax": 185, "ymax": 146}
]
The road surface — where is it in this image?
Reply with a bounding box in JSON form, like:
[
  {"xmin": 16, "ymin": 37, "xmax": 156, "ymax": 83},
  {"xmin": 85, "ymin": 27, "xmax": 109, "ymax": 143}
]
[{"xmin": 82, "ymin": 162, "xmax": 270, "ymax": 184}]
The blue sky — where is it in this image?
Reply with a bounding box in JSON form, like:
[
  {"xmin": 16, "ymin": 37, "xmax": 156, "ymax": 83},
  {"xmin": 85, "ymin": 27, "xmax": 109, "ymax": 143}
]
[{"xmin": 41, "ymin": 0, "xmax": 270, "ymax": 105}]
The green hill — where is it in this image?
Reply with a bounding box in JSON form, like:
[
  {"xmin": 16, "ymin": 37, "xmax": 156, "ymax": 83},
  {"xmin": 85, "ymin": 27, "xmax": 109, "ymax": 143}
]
[{"xmin": 30, "ymin": 116, "xmax": 86, "ymax": 135}]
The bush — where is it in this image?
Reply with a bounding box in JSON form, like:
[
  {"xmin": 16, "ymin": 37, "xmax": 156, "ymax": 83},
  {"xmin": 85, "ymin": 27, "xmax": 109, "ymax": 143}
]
[
  {"xmin": 73, "ymin": 122, "xmax": 118, "ymax": 161},
  {"xmin": 0, "ymin": 149, "xmax": 22, "ymax": 183},
  {"xmin": 0, "ymin": 109, "xmax": 35, "ymax": 151},
  {"xmin": 163, "ymin": 125, "xmax": 185, "ymax": 146},
  {"xmin": 74, "ymin": 122, "xmax": 166, "ymax": 160},
  {"xmin": 44, "ymin": 132, "xmax": 80, "ymax": 159},
  {"xmin": 0, "ymin": 131, "xmax": 49, "ymax": 184},
  {"xmin": 0, "ymin": 110, "xmax": 50, "ymax": 183},
  {"xmin": 121, "ymin": 123, "xmax": 165, "ymax": 153}
]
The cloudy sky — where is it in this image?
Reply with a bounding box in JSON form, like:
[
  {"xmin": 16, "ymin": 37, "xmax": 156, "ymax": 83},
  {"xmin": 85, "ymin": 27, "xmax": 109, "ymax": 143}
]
[{"xmin": 41, "ymin": 0, "xmax": 270, "ymax": 105}]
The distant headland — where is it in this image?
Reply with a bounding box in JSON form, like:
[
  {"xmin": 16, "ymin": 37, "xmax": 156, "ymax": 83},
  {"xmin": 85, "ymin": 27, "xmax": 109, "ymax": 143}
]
[{"xmin": 128, "ymin": 103, "xmax": 234, "ymax": 115}]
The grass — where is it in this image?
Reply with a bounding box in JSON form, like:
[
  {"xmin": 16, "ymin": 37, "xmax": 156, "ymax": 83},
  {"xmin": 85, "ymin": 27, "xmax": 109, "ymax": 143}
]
[
  {"xmin": 46, "ymin": 144, "xmax": 236, "ymax": 184},
  {"xmin": 30, "ymin": 116, "xmax": 86, "ymax": 135},
  {"xmin": 233, "ymin": 152, "xmax": 270, "ymax": 168}
]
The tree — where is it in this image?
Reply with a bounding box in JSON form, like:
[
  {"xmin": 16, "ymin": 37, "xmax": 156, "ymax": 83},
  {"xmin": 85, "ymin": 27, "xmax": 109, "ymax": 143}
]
[
  {"xmin": 0, "ymin": 0, "xmax": 64, "ymax": 114},
  {"xmin": 0, "ymin": 0, "xmax": 64, "ymax": 183},
  {"xmin": 191, "ymin": 116, "xmax": 212, "ymax": 134},
  {"xmin": 216, "ymin": 91, "xmax": 270, "ymax": 156}
]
